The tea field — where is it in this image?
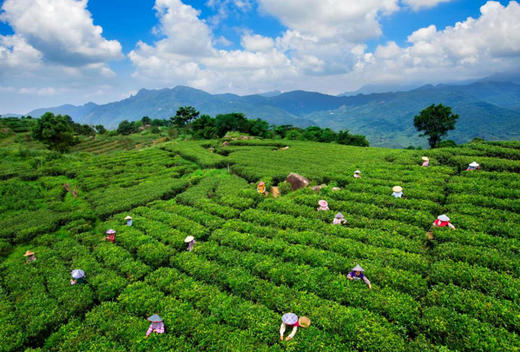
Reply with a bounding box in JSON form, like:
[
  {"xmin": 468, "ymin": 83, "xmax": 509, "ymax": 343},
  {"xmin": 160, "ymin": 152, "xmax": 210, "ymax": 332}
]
[{"xmin": 0, "ymin": 136, "xmax": 519, "ymax": 351}]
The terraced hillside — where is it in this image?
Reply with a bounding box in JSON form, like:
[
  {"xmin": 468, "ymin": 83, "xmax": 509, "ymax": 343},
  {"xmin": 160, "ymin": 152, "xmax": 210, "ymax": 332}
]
[{"xmin": 0, "ymin": 138, "xmax": 519, "ymax": 351}]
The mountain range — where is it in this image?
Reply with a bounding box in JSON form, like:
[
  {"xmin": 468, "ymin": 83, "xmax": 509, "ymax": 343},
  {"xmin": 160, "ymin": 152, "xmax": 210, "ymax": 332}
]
[{"xmin": 27, "ymin": 80, "xmax": 520, "ymax": 148}]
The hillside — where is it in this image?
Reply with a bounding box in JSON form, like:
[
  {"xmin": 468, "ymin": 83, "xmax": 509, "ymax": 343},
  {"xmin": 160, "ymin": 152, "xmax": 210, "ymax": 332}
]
[
  {"xmin": 1, "ymin": 132, "xmax": 519, "ymax": 351},
  {"xmin": 27, "ymin": 81, "xmax": 520, "ymax": 147}
]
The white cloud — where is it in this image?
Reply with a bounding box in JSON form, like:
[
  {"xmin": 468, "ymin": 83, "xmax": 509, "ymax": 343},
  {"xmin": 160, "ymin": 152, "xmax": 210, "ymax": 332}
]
[
  {"xmin": 241, "ymin": 34, "xmax": 274, "ymax": 52},
  {"xmin": 402, "ymin": 0, "xmax": 454, "ymax": 11}
]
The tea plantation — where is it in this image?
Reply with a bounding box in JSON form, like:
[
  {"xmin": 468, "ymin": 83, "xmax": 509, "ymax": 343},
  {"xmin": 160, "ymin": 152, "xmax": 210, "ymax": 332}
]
[{"xmin": 1, "ymin": 135, "xmax": 519, "ymax": 351}]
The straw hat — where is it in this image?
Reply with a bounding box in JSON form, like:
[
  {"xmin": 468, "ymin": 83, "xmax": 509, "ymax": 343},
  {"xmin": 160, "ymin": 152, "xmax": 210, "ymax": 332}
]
[
  {"xmin": 298, "ymin": 316, "xmax": 311, "ymax": 328},
  {"xmin": 71, "ymin": 269, "xmax": 85, "ymax": 279},
  {"xmin": 354, "ymin": 170, "xmax": 361, "ymax": 174},
  {"xmin": 392, "ymin": 186, "xmax": 403, "ymax": 193},
  {"xmin": 147, "ymin": 314, "xmax": 163, "ymax": 322},
  {"xmin": 258, "ymin": 181, "xmax": 265, "ymax": 186},
  {"xmin": 282, "ymin": 313, "xmax": 298, "ymax": 325},
  {"xmin": 106, "ymin": 229, "xmax": 116, "ymax": 234},
  {"xmin": 335, "ymin": 212, "xmax": 344, "ymax": 219},
  {"xmin": 124, "ymin": 216, "xmax": 132, "ymax": 220},
  {"xmin": 351, "ymin": 264, "xmax": 364, "ymax": 272},
  {"xmin": 318, "ymin": 200, "xmax": 328, "ymax": 207},
  {"xmin": 422, "ymin": 156, "xmax": 429, "ymax": 161},
  {"xmin": 437, "ymin": 214, "xmax": 450, "ymax": 222},
  {"xmin": 184, "ymin": 235, "xmax": 195, "ymax": 243},
  {"xmin": 23, "ymin": 250, "xmax": 34, "ymax": 257},
  {"xmin": 469, "ymin": 161, "xmax": 479, "ymax": 167}
]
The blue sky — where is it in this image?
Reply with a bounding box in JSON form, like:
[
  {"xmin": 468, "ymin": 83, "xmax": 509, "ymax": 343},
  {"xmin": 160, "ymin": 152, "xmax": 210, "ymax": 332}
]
[{"xmin": 0, "ymin": 0, "xmax": 519, "ymax": 113}]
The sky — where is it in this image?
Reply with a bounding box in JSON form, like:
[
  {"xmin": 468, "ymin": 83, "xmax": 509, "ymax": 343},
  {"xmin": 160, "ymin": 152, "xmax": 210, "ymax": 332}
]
[{"xmin": 0, "ymin": 0, "xmax": 519, "ymax": 113}]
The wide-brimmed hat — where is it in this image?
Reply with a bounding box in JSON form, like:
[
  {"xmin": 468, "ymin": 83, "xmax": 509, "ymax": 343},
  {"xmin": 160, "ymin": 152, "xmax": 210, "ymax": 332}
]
[
  {"xmin": 392, "ymin": 186, "xmax": 403, "ymax": 193},
  {"xmin": 318, "ymin": 200, "xmax": 328, "ymax": 207},
  {"xmin": 106, "ymin": 229, "xmax": 116, "ymax": 235},
  {"xmin": 258, "ymin": 181, "xmax": 265, "ymax": 186},
  {"xmin": 351, "ymin": 264, "xmax": 364, "ymax": 272},
  {"xmin": 354, "ymin": 170, "xmax": 361, "ymax": 174},
  {"xmin": 469, "ymin": 162, "xmax": 479, "ymax": 167},
  {"xmin": 438, "ymin": 214, "xmax": 450, "ymax": 222},
  {"xmin": 422, "ymin": 156, "xmax": 429, "ymax": 161},
  {"xmin": 184, "ymin": 235, "xmax": 195, "ymax": 243},
  {"xmin": 282, "ymin": 313, "xmax": 298, "ymax": 325},
  {"xmin": 298, "ymin": 316, "xmax": 311, "ymax": 328},
  {"xmin": 23, "ymin": 250, "xmax": 35, "ymax": 257},
  {"xmin": 335, "ymin": 213, "xmax": 344, "ymax": 219},
  {"xmin": 124, "ymin": 216, "xmax": 132, "ymax": 220},
  {"xmin": 147, "ymin": 314, "xmax": 163, "ymax": 322},
  {"xmin": 71, "ymin": 269, "xmax": 85, "ymax": 279}
]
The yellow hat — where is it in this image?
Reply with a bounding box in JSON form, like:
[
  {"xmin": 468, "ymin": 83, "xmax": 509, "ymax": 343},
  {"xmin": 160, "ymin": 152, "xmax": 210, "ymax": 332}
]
[
  {"xmin": 422, "ymin": 156, "xmax": 429, "ymax": 161},
  {"xmin": 298, "ymin": 316, "xmax": 311, "ymax": 328},
  {"xmin": 23, "ymin": 250, "xmax": 35, "ymax": 257},
  {"xmin": 392, "ymin": 186, "xmax": 403, "ymax": 193}
]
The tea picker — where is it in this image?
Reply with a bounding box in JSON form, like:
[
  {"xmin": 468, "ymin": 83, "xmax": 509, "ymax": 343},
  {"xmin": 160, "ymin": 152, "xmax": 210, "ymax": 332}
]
[
  {"xmin": 184, "ymin": 235, "xmax": 196, "ymax": 251},
  {"xmin": 104, "ymin": 229, "xmax": 116, "ymax": 243},
  {"xmin": 466, "ymin": 161, "xmax": 480, "ymax": 171},
  {"xmin": 70, "ymin": 269, "xmax": 85, "ymax": 285},
  {"xmin": 333, "ymin": 212, "xmax": 347, "ymax": 225},
  {"xmin": 347, "ymin": 265, "xmax": 372, "ymax": 289},
  {"xmin": 24, "ymin": 250, "xmax": 36, "ymax": 263},
  {"xmin": 353, "ymin": 170, "xmax": 361, "ymax": 178},
  {"xmin": 433, "ymin": 214, "xmax": 456, "ymax": 229},
  {"xmin": 125, "ymin": 216, "xmax": 133, "ymax": 226},
  {"xmin": 257, "ymin": 181, "xmax": 268, "ymax": 196},
  {"xmin": 391, "ymin": 186, "xmax": 403, "ymax": 198},
  {"xmin": 280, "ymin": 313, "xmax": 311, "ymax": 341},
  {"xmin": 317, "ymin": 200, "xmax": 329, "ymax": 211},
  {"xmin": 421, "ymin": 156, "xmax": 429, "ymax": 167},
  {"xmin": 146, "ymin": 314, "xmax": 165, "ymax": 337}
]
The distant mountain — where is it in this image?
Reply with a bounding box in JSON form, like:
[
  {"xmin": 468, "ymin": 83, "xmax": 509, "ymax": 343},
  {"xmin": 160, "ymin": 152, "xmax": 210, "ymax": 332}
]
[
  {"xmin": 257, "ymin": 90, "xmax": 282, "ymax": 97},
  {"xmin": 28, "ymin": 81, "xmax": 520, "ymax": 148}
]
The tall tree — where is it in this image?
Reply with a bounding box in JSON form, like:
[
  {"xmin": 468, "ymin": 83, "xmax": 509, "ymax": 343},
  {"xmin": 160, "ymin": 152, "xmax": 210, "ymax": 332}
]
[
  {"xmin": 171, "ymin": 106, "xmax": 199, "ymax": 129},
  {"xmin": 414, "ymin": 104, "xmax": 459, "ymax": 148},
  {"xmin": 32, "ymin": 112, "xmax": 75, "ymax": 152}
]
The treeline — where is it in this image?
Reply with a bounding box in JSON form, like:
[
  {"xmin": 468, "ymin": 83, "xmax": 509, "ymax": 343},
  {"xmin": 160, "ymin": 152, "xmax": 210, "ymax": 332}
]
[{"xmin": 117, "ymin": 106, "xmax": 369, "ymax": 146}]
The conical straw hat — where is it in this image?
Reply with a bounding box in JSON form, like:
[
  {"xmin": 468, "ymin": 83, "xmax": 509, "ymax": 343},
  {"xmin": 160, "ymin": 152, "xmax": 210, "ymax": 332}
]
[
  {"xmin": 71, "ymin": 269, "xmax": 85, "ymax": 279},
  {"xmin": 184, "ymin": 235, "xmax": 194, "ymax": 243},
  {"xmin": 335, "ymin": 212, "xmax": 344, "ymax": 219},
  {"xmin": 282, "ymin": 313, "xmax": 298, "ymax": 325},
  {"xmin": 392, "ymin": 186, "xmax": 402, "ymax": 193},
  {"xmin": 469, "ymin": 161, "xmax": 479, "ymax": 167},
  {"xmin": 23, "ymin": 250, "xmax": 34, "ymax": 257},
  {"xmin": 437, "ymin": 214, "xmax": 450, "ymax": 222},
  {"xmin": 351, "ymin": 264, "xmax": 364, "ymax": 272},
  {"xmin": 299, "ymin": 316, "xmax": 311, "ymax": 328},
  {"xmin": 106, "ymin": 229, "xmax": 116, "ymax": 234},
  {"xmin": 422, "ymin": 156, "xmax": 429, "ymax": 161},
  {"xmin": 147, "ymin": 314, "xmax": 163, "ymax": 322},
  {"xmin": 318, "ymin": 200, "xmax": 328, "ymax": 207},
  {"xmin": 354, "ymin": 170, "xmax": 361, "ymax": 174},
  {"xmin": 124, "ymin": 216, "xmax": 132, "ymax": 220}
]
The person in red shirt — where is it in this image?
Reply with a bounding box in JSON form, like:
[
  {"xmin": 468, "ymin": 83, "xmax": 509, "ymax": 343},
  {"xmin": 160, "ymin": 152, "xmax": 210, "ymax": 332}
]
[
  {"xmin": 104, "ymin": 229, "xmax": 116, "ymax": 243},
  {"xmin": 433, "ymin": 214, "xmax": 455, "ymax": 229}
]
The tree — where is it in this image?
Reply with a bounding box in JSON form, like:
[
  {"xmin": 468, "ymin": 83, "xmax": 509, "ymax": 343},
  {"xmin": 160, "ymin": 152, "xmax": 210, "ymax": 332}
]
[
  {"xmin": 336, "ymin": 130, "xmax": 369, "ymax": 147},
  {"xmin": 117, "ymin": 120, "xmax": 137, "ymax": 135},
  {"xmin": 141, "ymin": 116, "xmax": 151, "ymax": 125},
  {"xmin": 32, "ymin": 112, "xmax": 75, "ymax": 152},
  {"xmin": 95, "ymin": 125, "xmax": 107, "ymax": 134},
  {"xmin": 414, "ymin": 104, "xmax": 459, "ymax": 148},
  {"xmin": 171, "ymin": 106, "xmax": 199, "ymax": 129}
]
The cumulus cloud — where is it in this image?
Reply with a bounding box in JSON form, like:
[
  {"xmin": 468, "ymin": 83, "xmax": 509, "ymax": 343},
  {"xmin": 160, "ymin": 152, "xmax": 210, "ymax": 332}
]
[
  {"xmin": 0, "ymin": 0, "xmax": 124, "ymax": 113},
  {"xmin": 401, "ymin": 0, "xmax": 454, "ymax": 11},
  {"xmin": 352, "ymin": 1, "xmax": 520, "ymax": 85}
]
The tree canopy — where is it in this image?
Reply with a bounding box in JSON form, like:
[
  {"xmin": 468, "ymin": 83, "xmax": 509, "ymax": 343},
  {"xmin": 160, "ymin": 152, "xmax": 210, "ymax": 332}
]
[
  {"xmin": 31, "ymin": 112, "xmax": 75, "ymax": 152},
  {"xmin": 414, "ymin": 104, "xmax": 459, "ymax": 148}
]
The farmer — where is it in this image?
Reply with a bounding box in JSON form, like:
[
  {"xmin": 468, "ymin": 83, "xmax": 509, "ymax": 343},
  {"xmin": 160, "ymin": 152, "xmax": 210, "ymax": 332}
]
[
  {"xmin": 125, "ymin": 216, "xmax": 133, "ymax": 226},
  {"xmin": 280, "ymin": 313, "xmax": 311, "ymax": 341},
  {"xmin": 392, "ymin": 186, "xmax": 403, "ymax": 198},
  {"xmin": 466, "ymin": 161, "xmax": 480, "ymax": 171},
  {"xmin": 70, "ymin": 269, "xmax": 85, "ymax": 285},
  {"xmin": 421, "ymin": 156, "xmax": 429, "ymax": 167},
  {"xmin": 317, "ymin": 200, "xmax": 329, "ymax": 211},
  {"xmin": 257, "ymin": 181, "xmax": 267, "ymax": 195},
  {"xmin": 333, "ymin": 212, "xmax": 347, "ymax": 225},
  {"xmin": 146, "ymin": 314, "xmax": 165, "ymax": 337},
  {"xmin": 353, "ymin": 170, "xmax": 361, "ymax": 178},
  {"xmin": 184, "ymin": 236, "xmax": 196, "ymax": 251},
  {"xmin": 24, "ymin": 250, "xmax": 36, "ymax": 263},
  {"xmin": 433, "ymin": 214, "xmax": 456, "ymax": 229},
  {"xmin": 347, "ymin": 265, "xmax": 372, "ymax": 289},
  {"xmin": 104, "ymin": 229, "xmax": 116, "ymax": 243}
]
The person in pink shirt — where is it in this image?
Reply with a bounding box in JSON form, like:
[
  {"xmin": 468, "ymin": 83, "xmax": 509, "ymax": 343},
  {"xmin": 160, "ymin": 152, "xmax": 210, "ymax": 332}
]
[
  {"xmin": 317, "ymin": 200, "xmax": 329, "ymax": 211},
  {"xmin": 433, "ymin": 214, "xmax": 456, "ymax": 229},
  {"xmin": 421, "ymin": 156, "xmax": 429, "ymax": 167},
  {"xmin": 280, "ymin": 313, "xmax": 311, "ymax": 341},
  {"xmin": 145, "ymin": 314, "xmax": 165, "ymax": 337}
]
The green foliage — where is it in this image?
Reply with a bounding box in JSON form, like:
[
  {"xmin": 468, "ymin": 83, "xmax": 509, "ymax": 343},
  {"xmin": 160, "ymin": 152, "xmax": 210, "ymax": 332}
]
[
  {"xmin": 414, "ymin": 104, "xmax": 459, "ymax": 148},
  {"xmin": 171, "ymin": 106, "xmax": 200, "ymax": 129},
  {"xmin": 32, "ymin": 112, "xmax": 75, "ymax": 152}
]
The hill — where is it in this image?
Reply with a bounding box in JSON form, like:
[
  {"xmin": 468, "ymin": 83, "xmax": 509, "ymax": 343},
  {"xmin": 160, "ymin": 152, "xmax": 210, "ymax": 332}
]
[
  {"xmin": 27, "ymin": 81, "xmax": 520, "ymax": 147},
  {"xmin": 1, "ymin": 131, "xmax": 519, "ymax": 351}
]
